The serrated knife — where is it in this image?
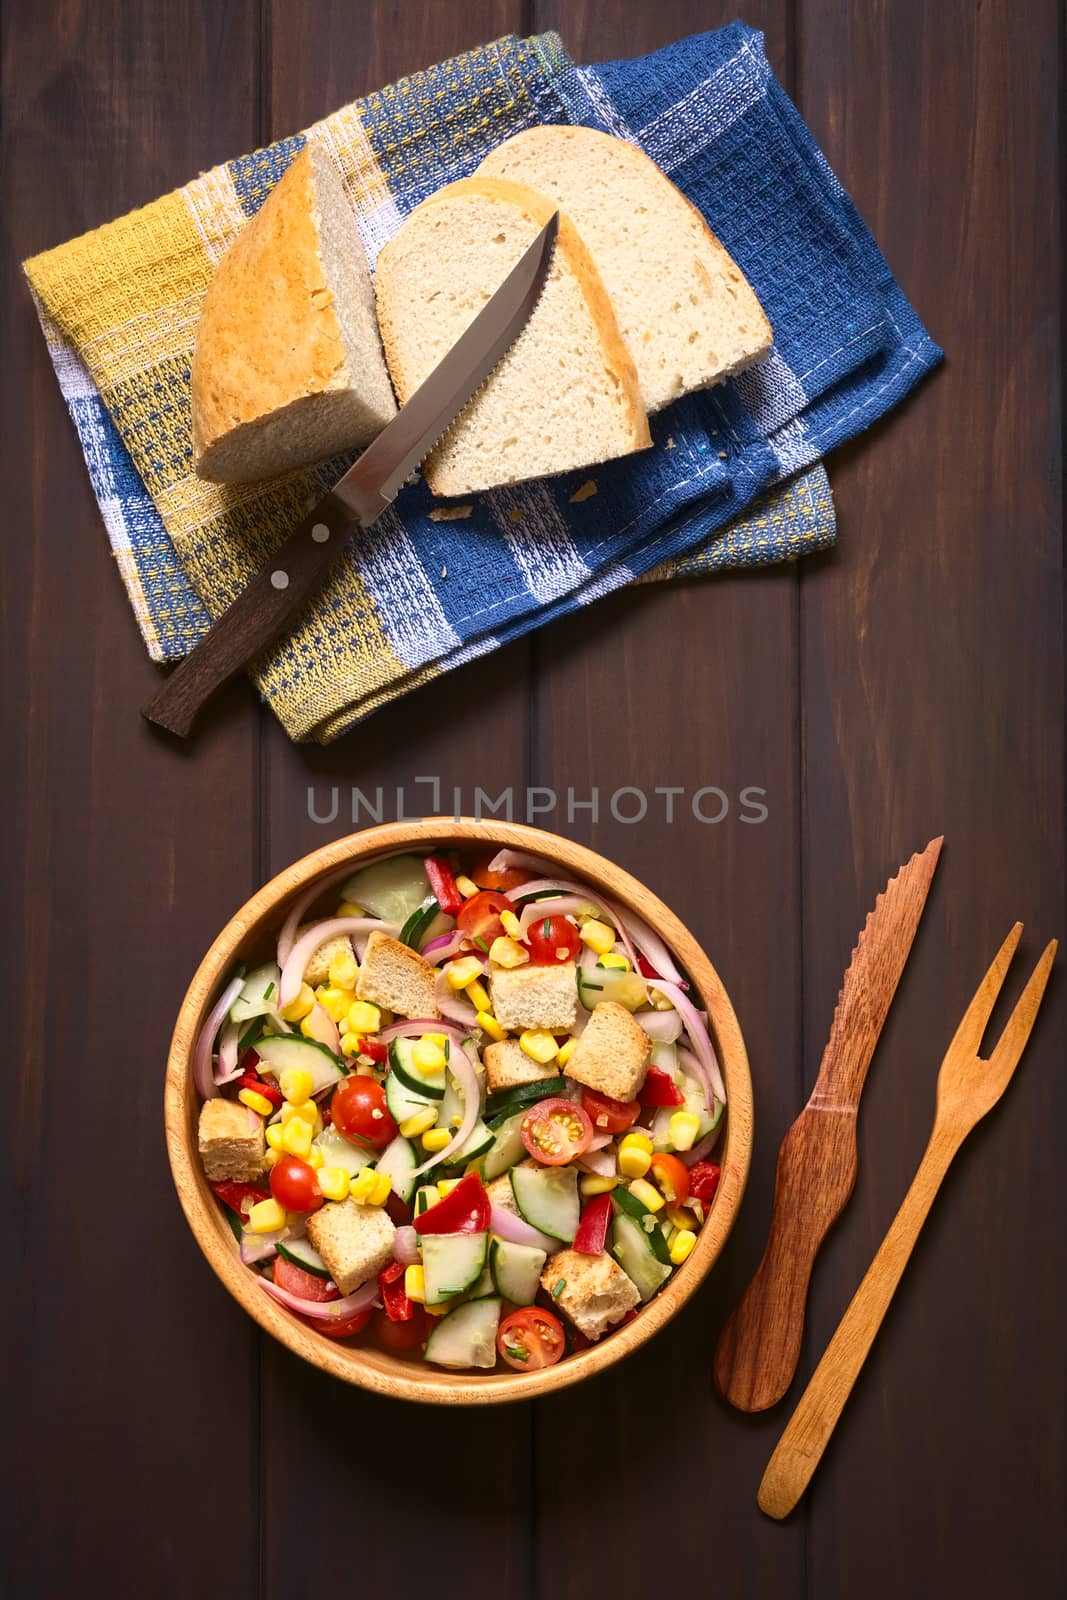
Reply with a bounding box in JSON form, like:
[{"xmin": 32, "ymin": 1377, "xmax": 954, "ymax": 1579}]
[
  {"xmin": 142, "ymin": 211, "xmax": 560, "ymax": 738},
  {"xmin": 714, "ymin": 835, "xmax": 944, "ymax": 1412}
]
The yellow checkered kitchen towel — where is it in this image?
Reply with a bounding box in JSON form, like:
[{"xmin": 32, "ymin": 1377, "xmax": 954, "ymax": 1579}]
[{"xmin": 24, "ymin": 30, "xmax": 842, "ymax": 743}]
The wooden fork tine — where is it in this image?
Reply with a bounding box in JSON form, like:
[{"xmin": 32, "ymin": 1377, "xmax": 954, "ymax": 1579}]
[
  {"xmin": 985, "ymin": 939, "xmax": 1058, "ymax": 1078},
  {"xmin": 946, "ymin": 922, "xmax": 1024, "ymax": 1059}
]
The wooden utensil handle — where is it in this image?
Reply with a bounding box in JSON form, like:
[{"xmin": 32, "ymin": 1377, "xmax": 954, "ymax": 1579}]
[
  {"xmin": 757, "ymin": 1127, "xmax": 960, "ymax": 1519},
  {"xmin": 141, "ymin": 483, "xmax": 386, "ymax": 738}
]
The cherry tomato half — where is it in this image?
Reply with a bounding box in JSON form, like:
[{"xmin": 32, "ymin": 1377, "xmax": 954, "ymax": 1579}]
[
  {"xmin": 273, "ymin": 1255, "xmax": 336, "ymax": 1301},
  {"xmin": 580, "ymin": 1086, "xmax": 641, "ymax": 1135},
  {"xmin": 270, "ymin": 1154, "xmax": 324, "ymax": 1214},
  {"xmin": 315, "ymin": 1306, "xmax": 374, "ymax": 1340},
  {"xmin": 521, "ymin": 1097, "xmax": 593, "ymax": 1165},
  {"xmin": 497, "ymin": 1307, "xmax": 566, "ymax": 1371},
  {"xmin": 373, "ymin": 1306, "xmax": 432, "ymax": 1352},
  {"xmin": 456, "ymin": 889, "xmax": 514, "ymax": 949},
  {"xmin": 525, "ymin": 914, "xmax": 581, "ymax": 966},
  {"xmin": 649, "ymin": 1152, "xmax": 690, "ymax": 1206},
  {"xmin": 331, "ymin": 1074, "xmax": 397, "ymax": 1151},
  {"xmin": 470, "ymin": 852, "xmax": 531, "ymax": 893}
]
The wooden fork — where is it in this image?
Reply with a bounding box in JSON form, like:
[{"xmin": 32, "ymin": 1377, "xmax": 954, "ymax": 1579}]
[{"xmin": 758, "ymin": 923, "xmax": 1058, "ymax": 1520}]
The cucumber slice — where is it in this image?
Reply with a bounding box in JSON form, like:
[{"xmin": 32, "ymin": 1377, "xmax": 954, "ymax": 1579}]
[
  {"xmin": 424, "ymin": 1296, "xmax": 502, "ymax": 1370},
  {"xmin": 468, "ymin": 1264, "xmax": 496, "ymax": 1300},
  {"xmin": 612, "ymin": 1213, "xmax": 672, "ymax": 1301},
  {"xmin": 230, "ymin": 962, "xmax": 282, "ymax": 1025},
  {"xmin": 414, "ymin": 1185, "xmax": 438, "ymax": 1220},
  {"xmin": 485, "ymin": 1077, "xmax": 562, "ymax": 1122},
  {"xmin": 490, "ymin": 1237, "xmax": 546, "ymax": 1305},
  {"xmin": 389, "ymin": 1036, "xmax": 447, "ymax": 1100},
  {"xmin": 341, "ymin": 854, "xmax": 430, "ymax": 924},
  {"xmin": 313, "ymin": 1125, "xmax": 375, "ymax": 1178},
  {"xmin": 375, "ymin": 1135, "xmax": 419, "ymax": 1204},
  {"xmin": 649, "ymin": 1072, "xmax": 722, "ymax": 1152},
  {"xmin": 417, "ymin": 909, "xmax": 454, "ymax": 951},
  {"xmin": 399, "ymin": 897, "xmax": 439, "ymax": 950},
  {"xmin": 251, "ymin": 1035, "xmax": 344, "ymax": 1095},
  {"xmin": 612, "ymin": 1187, "xmax": 672, "ymax": 1264},
  {"xmin": 439, "ymin": 1062, "xmax": 485, "ymax": 1128},
  {"xmin": 421, "ymin": 1231, "xmax": 489, "ymax": 1304},
  {"xmin": 577, "ymin": 966, "xmax": 647, "ymax": 1013},
  {"xmin": 276, "ymin": 1237, "xmax": 331, "ymax": 1279},
  {"xmin": 648, "ymin": 1040, "xmax": 679, "ymax": 1074},
  {"xmin": 482, "ymin": 1110, "xmax": 529, "ymax": 1181},
  {"xmin": 510, "ymin": 1165, "xmax": 579, "ymax": 1243},
  {"xmin": 385, "ymin": 1068, "xmax": 436, "ymax": 1124},
  {"xmin": 441, "ymin": 1118, "xmax": 493, "ymax": 1168}
]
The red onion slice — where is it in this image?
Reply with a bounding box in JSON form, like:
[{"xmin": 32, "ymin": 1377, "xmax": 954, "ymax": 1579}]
[
  {"xmin": 240, "ymin": 1227, "xmax": 285, "ymax": 1265},
  {"xmin": 423, "ymin": 930, "xmax": 467, "ymax": 962},
  {"xmin": 379, "ymin": 1018, "xmax": 471, "ymax": 1045},
  {"xmin": 410, "ymin": 1036, "xmax": 482, "ymax": 1179},
  {"xmin": 639, "ymin": 1008, "xmax": 683, "ymax": 1044},
  {"xmin": 194, "ymin": 974, "xmax": 246, "ymax": 1100},
  {"xmin": 518, "ymin": 894, "xmax": 592, "ymax": 932},
  {"xmin": 486, "ymin": 848, "xmax": 556, "ymax": 879},
  {"xmin": 577, "ymin": 1144, "xmax": 617, "ymax": 1178},
  {"xmin": 680, "ymin": 1122, "xmax": 723, "ymax": 1168},
  {"xmin": 489, "ymin": 1203, "xmax": 556, "ymax": 1254},
  {"xmin": 393, "ymin": 1226, "xmax": 420, "ymax": 1266},
  {"xmin": 433, "ymin": 968, "xmax": 480, "ymax": 1027},
  {"xmin": 279, "ymin": 917, "xmax": 397, "ymax": 1007},
  {"xmin": 214, "ymin": 1017, "xmax": 244, "ymax": 1085},
  {"xmin": 303, "ymin": 1002, "xmax": 340, "ymax": 1055},
  {"xmin": 276, "ymin": 864, "xmax": 354, "ymax": 968},
  {"xmin": 259, "ymin": 1275, "xmax": 378, "ymax": 1321},
  {"xmin": 654, "ymin": 983, "xmax": 726, "ymax": 1104}
]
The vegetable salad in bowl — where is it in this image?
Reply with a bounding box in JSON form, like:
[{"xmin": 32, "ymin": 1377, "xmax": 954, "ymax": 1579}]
[{"xmin": 195, "ymin": 844, "xmax": 726, "ymax": 1375}]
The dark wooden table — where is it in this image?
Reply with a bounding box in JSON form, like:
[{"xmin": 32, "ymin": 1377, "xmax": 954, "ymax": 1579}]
[{"xmin": 4, "ymin": 2, "xmax": 1063, "ymax": 1595}]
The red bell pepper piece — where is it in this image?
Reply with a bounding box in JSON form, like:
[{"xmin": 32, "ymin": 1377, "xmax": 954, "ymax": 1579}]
[
  {"xmin": 636, "ymin": 954, "xmax": 660, "ymax": 980},
  {"xmin": 423, "ymin": 855, "xmax": 464, "ymax": 917},
  {"xmin": 414, "ymin": 1172, "xmax": 490, "ymax": 1234},
  {"xmin": 688, "ymin": 1162, "xmax": 721, "ymax": 1203},
  {"xmin": 573, "ymin": 1192, "xmax": 613, "ymax": 1255},
  {"xmin": 235, "ymin": 1070, "xmax": 283, "ymax": 1108},
  {"xmin": 359, "ymin": 1037, "xmax": 389, "ymax": 1064},
  {"xmin": 640, "ymin": 1066, "xmax": 685, "ymax": 1107},
  {"xmin": 211, "ymin": 1179, "xmax": 271, "ymax": 1219},
  {"xmin": 378, "ymin": 1260, "xmax": 415, "ymax": 1322}
]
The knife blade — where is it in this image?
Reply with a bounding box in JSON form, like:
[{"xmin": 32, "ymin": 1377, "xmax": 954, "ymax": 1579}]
[
  {"xmin": 142, "ymin": 210, "xmax": 560, "ymax": 738},
  {"xmin": 713, "ymin": 835, "xmax": 944, "ymax": 1412}
]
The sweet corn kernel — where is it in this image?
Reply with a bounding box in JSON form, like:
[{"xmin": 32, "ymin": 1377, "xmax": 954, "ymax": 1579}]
[
  {"xmin": 412, "ymin": 1038, "xmax": 447, "ymax": 1075},
  {"xmin": 318, "ymin": 1166, "xmax": 350, "ymax": 1202},
  {"xmin": 476, "ymin": 1011, "xmax": 505, "ymax": 1042},
  {"xmin": 666, "ymin": 1206, "xmax": 696, "ymax": 1232},
  {"xmin": 280, "ymin": 1118, "xmax": 313, "ymax": 1159},
  {"xmin": 500, "ymin": 909, "xmax": 524, "ymax": 940},
  {"xmin": 405, "ymin": 1265, "xmax": 426, "ymax": 1303},
  {"xmin": 446, "ymin": 955, "xmax": 484, "ymax": 991},
  {"xmin": 580, "ymin": 1174, "xmax": 618, "ymax": 1197},
  {"xmin": 371, "ymin": 1171, "xmax": 392, "ymax": 1205},
  {"xmin": 306, "ymin": 1146, "xmax": 324, "ymax": 1171},
  {"xmin": 337, "ymin": 900, "xmax": 365, "ymax": 917},
  {"xmin": 455, "ymin": 875, "xmax": 480, "ymax": 899},
  {"xmin": 421, "ymin": 1128, "xmax": 453, "ymax": 1153},
  {"xmin": 465, "ymin": 978, "xmax": 491, "ymax": 1013},
  {"xmin": 436, "ymin": 1178, "xmax": 462, "ymax": 1197},
  {"xmin": 317, "ymin": 986, "xmax": 355, "ymax": 1024},
  {"xmin": 669, "ymin": 1228, "xmax": 697, "ymax": 1265},
  {"xmin": 426, "ymin": 1033, "xmax": 448, "ymax": 1049},
  {"xmin": 580, "ymin": 917, "xmax": 616, "ymax": 956},
  {"xmin": 426, "ymin": 1300, "xmax": 452, "ymax": 1316},
  {"xmin": 649, "ymin": 986, "xmax": 674, "ymax": 1012},
  {"xmin": 489, "ymin": 935, "xmax": 529, "ymax": 969},
  {"xmin": 519, "ymin": 1029, "xmax": 560, "ymax": 1065},
  {"xmin": 618, "ymin": 1135, "xmax": 653, "ymax": 1179},
  {"xmin": 348, "ymin": 1168, "xmax": 377, "ymax": 1203},
  {"xmin": 556, "ymin": 1036, "xmax": 578, "ymax": 1068},
  {"xmin": 339, "ymin": 1032, "xmax": 361, "ymax": 1058},
  {"xmin": 346, "ymin": 1000, "xmax": 381, "ymax": 1034},
  {"xmin": 279, "ymin": 1066, "xmax": 314, "ymax": 1104},
  {"xmin": 265, "ymin": 1123, "xmax": 286, "ymax": 1152},
  {"xmin": 597, "ymin": 952, "xmax": 631, "ymax": 971},
  {"xmin": 238, "ymin": 1088, "xmax": 274, "ymax": 1117},
  {"xmin": 629, "ymin": 1177, "xmax": 665, "ymax": 1213},
  {"xmin": 281, "ymin": 1100, "xmax": 318, "ymax": 1127},
  {"xmin": 329, "ymin": 952, "xmax": 360, "ymax": 989},
  {"xmin": 247, "ymin": 1198, "xmax": 287, "ymax": 1234},
  {"xmin": 668, "ymin": 1110, "xmax": 701, "ymax": 1152},
  {"xmin": 263, "ymin": 1148, "xmax": 279, "ymax": 1169},
  {"xmin": 279, "ymin": 982, "xmax": 315, "ymax": 1022},
  {"xmin": 619, "ymin": 1131, "xmax": 654, "ymax": 1155},
  {"xmin": 399, "ymin": 1107, "xmax": 439, "ymax": 1139}
]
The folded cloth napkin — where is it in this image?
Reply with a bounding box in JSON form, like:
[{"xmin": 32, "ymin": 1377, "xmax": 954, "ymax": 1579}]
[{"xmin": 24, "ymin": 23, "xmax": 940, "ymax": 743}]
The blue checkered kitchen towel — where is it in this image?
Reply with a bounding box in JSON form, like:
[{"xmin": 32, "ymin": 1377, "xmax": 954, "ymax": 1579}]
[{"xmin": 25, "ymin": 22, "xmax": 941, "ymax": 742}]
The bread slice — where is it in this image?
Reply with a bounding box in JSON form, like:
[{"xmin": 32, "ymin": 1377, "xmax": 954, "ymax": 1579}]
[
  {"xmin": 563, "ymin": 1000, "xmax": 651, "ymax": 1102},
  {"xmin": 374, "ymin": 176, "xmax": 651, "ymax": 496},
  {"xmin": 355, "ymin": 930, "xmax": 439, "ymax": 1020},
  {"xmin": 191, "ymin": 142, "xmax": 397, "ymax": 483},
  {"xmin": 487, "ymin": 962, "xmax": 578, "ymax": 1033},
  {"xmin": 478, "ymin": 126, "xmax": 773, "ymax": 413}
]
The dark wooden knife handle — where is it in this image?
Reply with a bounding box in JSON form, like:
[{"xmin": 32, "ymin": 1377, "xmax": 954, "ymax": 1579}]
[
  {"xmin": 141, "ymin": 481, "xmax": 388, "ymax": 738},
  {"xmin": 714, "ymin": 1105, "xmax": 859, "ymax": 1411}
]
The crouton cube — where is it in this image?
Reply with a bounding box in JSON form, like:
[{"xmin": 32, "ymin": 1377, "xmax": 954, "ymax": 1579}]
[
  {"xmin": 296, "ymin": 922, "xmax": 356, "ymax": 988},
  {"xmin": 483, "ymin": 1037, "xmax": 559, "ymax": 1093},
  {"xmin": 541, "ymin": 1248, "xmax": 640, "ymax": 1341},
  {"xmin": 305, "ymin": 1198, "xmax": 396, "ymax": 1295},
  {"xmin": 198, "ymin": 1097, "xmax": 265, "ymax": 1181},
  {"xmin": 563, "ymin": 1001, "xmax": 651, "ymax": 1102},
  {"xmin": 488, "ymin": 963, "xmax": 577, "ymax": 1033},
  {"xmin": 355, "ymin": 931, "xmax": 439, "ymax": 1020}
]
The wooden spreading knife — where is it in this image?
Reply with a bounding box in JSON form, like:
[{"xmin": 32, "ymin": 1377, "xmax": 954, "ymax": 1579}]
[
  {"xmin": 714, "ymin": 835, "xmax": 943, "ymax": 1412},
  {"xmin": 142, "ymin": 211, "xmax": 560, "ymax": 738}
]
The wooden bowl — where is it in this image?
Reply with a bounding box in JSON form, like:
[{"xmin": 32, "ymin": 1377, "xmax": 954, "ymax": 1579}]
[{"xmin": 165, "ymin": 820, "xmax": 752, "ymax": 1404}]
